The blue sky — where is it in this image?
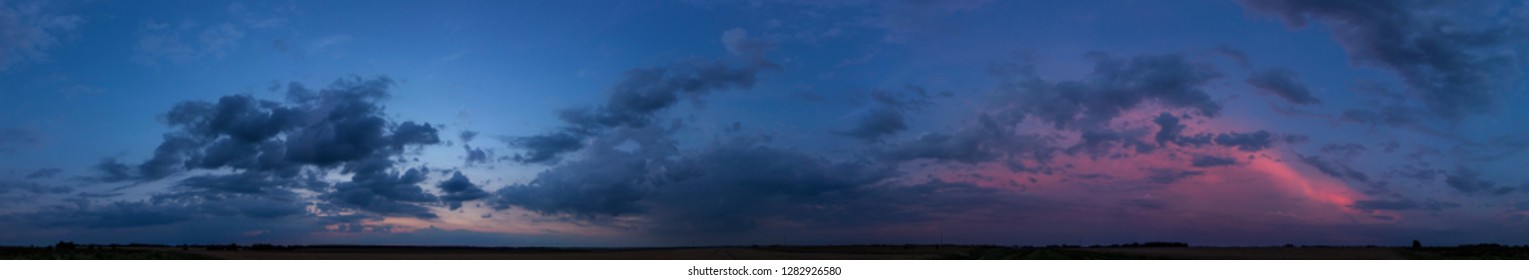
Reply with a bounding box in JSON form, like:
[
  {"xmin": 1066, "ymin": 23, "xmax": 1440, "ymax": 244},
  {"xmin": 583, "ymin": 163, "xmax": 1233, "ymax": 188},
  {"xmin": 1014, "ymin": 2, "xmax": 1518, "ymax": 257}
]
[{"xmin": 2, "ymin": 0, "xmax": 1528, "ymax": 246}]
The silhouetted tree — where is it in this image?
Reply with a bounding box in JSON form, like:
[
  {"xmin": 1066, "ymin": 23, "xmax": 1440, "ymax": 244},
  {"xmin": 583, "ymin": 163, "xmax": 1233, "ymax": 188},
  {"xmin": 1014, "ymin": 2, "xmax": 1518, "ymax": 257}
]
[{"xmin": 1412, "ymin": 240, "xmax": 1422, "ymax": 249}]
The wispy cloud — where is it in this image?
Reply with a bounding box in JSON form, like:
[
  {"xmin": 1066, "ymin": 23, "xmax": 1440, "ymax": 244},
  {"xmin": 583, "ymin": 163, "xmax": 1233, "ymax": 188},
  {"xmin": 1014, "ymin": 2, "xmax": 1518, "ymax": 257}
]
[
  {"xmin": 0, "ymin": 1, "xmax": 81, "ymax": 71},
  {"xmin": 132, "ymin": 21, "xmax": 245, "ymax": 65}
]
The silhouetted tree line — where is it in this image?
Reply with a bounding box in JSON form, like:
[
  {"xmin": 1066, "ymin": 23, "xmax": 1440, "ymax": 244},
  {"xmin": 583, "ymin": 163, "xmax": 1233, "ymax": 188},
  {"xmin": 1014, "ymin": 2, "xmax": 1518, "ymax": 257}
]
[
  {"xmin": 1034, "ymin": 242, "xmax": 1189, "ymax": 248},
  {"xmin": 249, "ymin": 243, "xmax": 295, "ymax": 251},
  {"xmin": 1092, "ymin": 242, "xmax": 1190, "ymax": 248},
  {"xmin": 53, "ymin": 241, "xmax": 77, "ymax": 250},
  {"xmin": 48, "ymin": 241, "xmax": 184, "ymax": 250},
  {"xmin": 77, "ymin": 243, "xmax": 298, "ymax": 251},
  {"xmin": 206, "ymin": 243, "xmax": 241, "ymax": 251},
  {"xmin": 1457, "ymin": 243, "xmax": 1507, "ymax": 248}
]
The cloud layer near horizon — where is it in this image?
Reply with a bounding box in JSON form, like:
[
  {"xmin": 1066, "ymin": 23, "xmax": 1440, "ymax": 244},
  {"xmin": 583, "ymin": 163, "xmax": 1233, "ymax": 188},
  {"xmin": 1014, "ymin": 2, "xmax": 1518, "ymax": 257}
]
[{"xmin": 2, "ymin": 0, "xmax": 1528, "ymax": 247}]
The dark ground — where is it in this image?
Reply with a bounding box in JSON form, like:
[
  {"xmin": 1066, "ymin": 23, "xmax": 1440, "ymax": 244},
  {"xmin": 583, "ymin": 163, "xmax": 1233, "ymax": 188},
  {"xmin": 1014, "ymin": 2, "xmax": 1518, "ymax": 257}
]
[{"xmin": 5, "ymin": 244, "xmax": 1529, "ymax": 260}]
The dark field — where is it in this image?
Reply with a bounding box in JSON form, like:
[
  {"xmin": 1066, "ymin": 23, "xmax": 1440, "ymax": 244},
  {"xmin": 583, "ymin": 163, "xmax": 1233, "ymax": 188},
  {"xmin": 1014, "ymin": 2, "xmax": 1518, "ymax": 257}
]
[
  {"xmin": 950, "ymin": 246, "xmax": 1529, "ymax": 260},
  {"xmin": 0, "ymin": 246, "xmax": 217, "ymax": 260},
  {"xmin": 5, "ymin": 245, "xmax": 1529, "ymax": 260}
]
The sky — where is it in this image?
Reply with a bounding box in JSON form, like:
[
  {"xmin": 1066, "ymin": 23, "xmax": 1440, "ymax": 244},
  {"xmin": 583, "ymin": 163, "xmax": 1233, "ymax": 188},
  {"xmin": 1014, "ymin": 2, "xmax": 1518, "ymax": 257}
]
[{"xmin": 1, "ymin": 0, "xmax": 1528, "ymax": 247}]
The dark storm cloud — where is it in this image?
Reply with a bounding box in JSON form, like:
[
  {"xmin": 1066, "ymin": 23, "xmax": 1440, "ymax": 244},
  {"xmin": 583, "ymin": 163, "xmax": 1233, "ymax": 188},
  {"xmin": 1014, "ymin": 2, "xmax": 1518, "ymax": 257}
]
[
  {"xmin": 492, "ymin": 126, "xmax": 690, "ymax": 217},
  {"xmin": 390, "ymin": 121, "xmax": 442, "ymax": 150},
  {"xmin": 1245, "ymin": 67, "xmax": 1321, "ymax": 105},
  {"xmin": 557, "ymin": 60, "xmax": 763, "ymax": 131},
  {"xmin": 989, "ymin": 52, "xmax": 1222, "ymax": 130},
  {"xmin": 840, "ymin": 107, "xmax": 907, "ymax": 142},
  {"xmin": 492, "ymin": 131, "xmax": 1034, "ymax": 236},
  {"xmin": 284, "ymin": 95, "xmax": 439, "ymax": 166},
  {"xmin": 1175, "ymin": 133, "xmax": 1216, "ymax": 147},
  {"xmin": 1152, "ymin": 112, "xmax": 1185, "ymax": 145},
  {"xmin": 112, "ymin": 77, "xmax": 439, "ymax": 180},
  {"xmin": 868, "ymin": 85, "xmax": 937, "ymax": 110},
  {"xmin": 91, "ymin": 158, "xmax": 135, "ymax": 183},
  {"xmin": 1298, "ymin": 155, "xmax": 1370, "ymax": 183},
  {"xmin": 837, "ymin": 86, "xmax": 938, "ymax": 142},
  {"xmin": 1240, "ymin": 0, "xmax": 1529, "ymax": 120},
  {"xmin": 437, "ymin": 171, "xmax": 489, "ymax": 211},
  {"xmin": 879, "ymin": 53, "xmax": 1266, "ymax": 165},
  {"xmin": 322, "ymin": 157, "xmax": 440, "ymax": 219},
  {"xmin": 641, "ymin": 139, "xmax": 895, "ymax": 234},
  {"xmin": 188, "ymin": 138, "xmax": 298, "ymax": 178},
  {"xmin": 880, "ymin": 110, "xmax": 1070, "ymax": 170},
  {"xmin": 1212, "ymin": 130, "xmax": 1277, "ymax": 152},
  {"xmin": 1190, "ymin": 154, "xmax": 1238, "ymax": 167},
  {"xmin": 506, "ymin": 30, "xmax": 774, "ymax": 164},
  {"xmin": 1067, "ymin": 129, "xmax": 1155, "ymax": 157},
  {"xmin": 1150, "ymin": 112, "xmax": 1279, "ymax": 150},
  {"xmin": 886, "ymin": 113, "xmax": 1015, "ymax": 163},
  {"xmin": 1350, "ymin": 198, "xmax": 1460, "ymax": 212},
  {"xmin": 75, "ymin": 76, "xmax": 469, "ymax": 220},
  {"xmin": 504, "ymin": 130, "xmax": 585, "ymax": 164},
  {"xmin": 24, "ymin": 167, "xmax": 61, "ymax": 179},
  {"xmin": 138, "ymin": 135, "xmax": 201, "ymax": 180},
  {"xmin": 505, "ymin": 58, "xmax": 766, "ymax": 164},
  {"xmin": 163, "ymin": 94, "xmax": 293, "ymax": 143},
  {"xmin": 463, "ymin": 145, "xmax": 490, "ymax": 166},
  {"xmin": 1443, "ymin": 166, "xmax": 1521, "ymax": 196}
]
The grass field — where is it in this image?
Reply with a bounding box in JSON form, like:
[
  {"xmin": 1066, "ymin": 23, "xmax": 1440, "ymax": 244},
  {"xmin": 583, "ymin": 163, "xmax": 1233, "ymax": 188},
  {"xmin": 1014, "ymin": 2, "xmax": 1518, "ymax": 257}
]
[
  {"xmin": 0, "ymin": 246, "xmax": 217, "ymax": 260},
  {"xmin": 5, "ymin": 245, "xmax": 1528, "ymax": 260}
]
